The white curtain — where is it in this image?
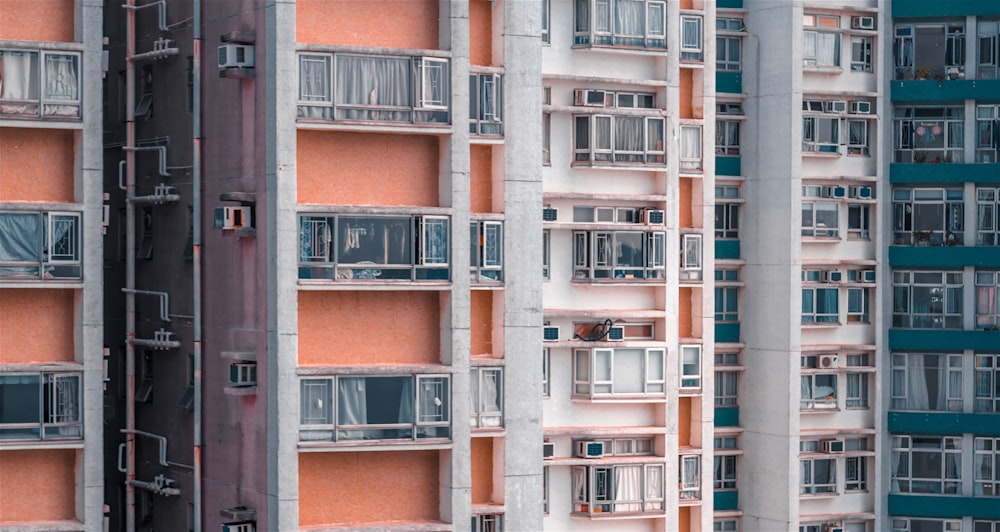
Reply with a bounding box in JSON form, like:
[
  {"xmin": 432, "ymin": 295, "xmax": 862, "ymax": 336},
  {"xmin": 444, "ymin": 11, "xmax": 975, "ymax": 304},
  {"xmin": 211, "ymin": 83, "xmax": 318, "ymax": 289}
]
[
  {"xmin": 337, "ymin": 377, "xmax": 367, "ymax": 439},
  {"xmin": 613, "ymin": 465, "xmax": 642, "ymax": 512},
  {"xmin": 573, "ymin": 467, "xmax": 587, "ymax": 506},
  {"xmin": 615, "ymin": 0, "xmax": 644, "ymax": 37},
  {"xmin": 815, "ymin": 33, "xmax": 838, "ymax": 65},
  {"xmin": 335, "ymin": 55, "xmax": 410, "ymax": 121},
  {"xmin": 644, "ymin": 465, "xmax": 663, "ymax": 510},
  {"xmin": 680, "ymin": 127, "xmax": 702, "ymax": 168},
  {"xmin": 614, "ymin": 116, "xmax": 643, "ymax": 161},
  {"xmin": 906, "ymin": 355, "xmax": 930, "ymax": 410},
  {"xmin": 43, "ymin": 54, "xmax": 78, "ymax": 117},
  {"xmin": 892, "ymin": 450, "xmax": 908, "ymax": 492},
  {"xmin": 0, "ymin": 51, "xmax": 39, "ymax": 116}
]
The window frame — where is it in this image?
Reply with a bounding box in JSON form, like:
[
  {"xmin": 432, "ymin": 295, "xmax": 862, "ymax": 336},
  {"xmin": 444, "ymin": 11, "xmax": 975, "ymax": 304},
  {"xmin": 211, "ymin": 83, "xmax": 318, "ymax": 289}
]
[
  {"xmin": 572, "ymin": 229, "xmax": 666, "ymax": 281},
  {"xmin": 851, "ymin": 36, "xmax": 874, "ymax": 72},
  {"xmin": 679, "ymin": 455, "xmax": 701, "ymax": 500},
  {"xmin": 0, "ymin": 49, "xmax": 82, "ymax": 120},
  {"xmin": 891, "ymin": 435, "xmax": 963, "ymax": 494},
  {"xmin": 891, "ymin": 271, "xmax": 964, "ymax": 329},
  {"xmin": 716, "ymin": 36, "xmax": 742, "ymax": 72},
  {"xmin": 470, "ymin": 367, "xmax": 503, "ymax": 429},
  {"xmin": 573, "ymin": 114, "xmax": 666, "ymax": 167},
  {"xmin": 0, "ymin": 372, "xmax": 83, "ymax": 441},
  {"xmin": 680, "ymin": 124, "xmax": 703, "ymax": 171},
  {"xmin": 892, "ymin": 187, "xmax": 965, "ymax": 246},
  {"xmin": 469, "ymin": 72, "xmax": 503, "ymax": 137},
  {"xmin": 847, "ymin": 203, "xmax": 871, "ymax": 240},
  {"xmin": 573, "ymin": 0, "xmax": 667, "ymax": 50},
  {"xmin": 803, "ymin": 14, "xmax": 842, "ymax": 67},
  {"xmin": 975, "ymin": 437, "xmax": 1000, "ymax": 496},
  {"xmin": 802, "ymin": 286, "xmax": 840, "ymax": 323},
  {"xmin": 893, "ymin": 23, "xmax": 966, "ymax": 80},
  {"xmin": 470, "ymin": 220, "xmax": 503, "ymax": 283},
  {"xmin": 975, "ymin": 353, "xmax": 1000, "ymax": 412},
  {"xmin": 573, "ymin": 347, "xmax": 666, "ymax": 398},
  {"xmin": 0, "ymin": 210, "xmax": 82, "ymax": 280},
  {"xmin": 893, "ymin": 106, "xmax": 965, "ymax": 164},
  {"xmin": 977, "ymin": 187, "xmax": 1000, "ymax": 244},
  {"xmin": 714, "ymin": 454, "xmax": 738, "ymax": 490},
  {"xmin": 716, "ymin": 119, "xmax": 741, "ymax": 156},
  {"xmin": 572, "ymin": 462, "xmax": 666, "ymax": 515},
  {"xmin": 681, "ymin": 16, "xmax": 705, "ymax": 61},
  {"xmin": 845, "ymin": 455, "xmax": 869, "ymax": 492},
  {"xmin": 680, "ymin": 344, "xmax": 702, "ymax": 391},
  {"xmin": 801, "ymin": 200, "xmax": 840, "ymax": 238},
  {"xmin": 891, "ymin": 352, "xmax": 964, "ymax": 411},
  {"xmin": 800, "ymin": 457, "xmax": 837, "ymax": 495}
]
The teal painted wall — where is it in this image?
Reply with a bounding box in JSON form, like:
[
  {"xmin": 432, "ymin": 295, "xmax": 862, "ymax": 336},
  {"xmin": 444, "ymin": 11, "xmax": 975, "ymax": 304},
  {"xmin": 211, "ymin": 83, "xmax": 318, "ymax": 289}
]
[
  {"xmin": 888, "ymin": 411, "xmax": 1000, "ymax": 436},
  {"xmin": 888, "ymin": 329, "xmax": 1000, "ymax": 351},
  {"xmin": 891, "ymin": 79, "xmax": 1000, "ymax": 102},
  {"xmin": 715, "ymin": 407, "xmax": 739, "ymax": 427},
  {"xmin": 892, "ymin": 0, "xmax": 1000, "ymax": 18},
  {"xmin": 716, "ymin": 240, "xmax": 740, "ymax": 260},
  {"xmin": 714, "ymin": 490, "xmax": 738, "ymax": 511},
  {"xmin": 888, "ymin": 246, "xmax": 1000, "ymax": 267},
  {"xmin": 716, "ymin": 72, "xmax": 742, "ymax": 94},
  {"xmin": 890, "ymin": 163, "xmax": 1000, "ymax": 184},
  {"xmin": 715, "ymin": 323, "xmax": 740, "ymax": 343},
  {"xmin": 889, "ymin": 494, "xmax": 1000, "ymax": 520},
  {"xmin": 716, "ymin": 156, "xmax": 741, "ymax": 176}
]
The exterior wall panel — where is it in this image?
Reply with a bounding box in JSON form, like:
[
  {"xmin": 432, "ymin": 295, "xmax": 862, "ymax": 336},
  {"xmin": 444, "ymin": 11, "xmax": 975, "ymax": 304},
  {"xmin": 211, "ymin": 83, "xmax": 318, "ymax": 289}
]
[
  {"xmin": 0, "ymin": 449, "xmax": 76, "ymax": 522},
  {"xmin": 296, "ymin": 0, "xmax": 439, "ymax": 49},
  {"xmin": 0, "ymin": 290, "xmax": 74, "ymax": 363},
  {"xmin": 0, "ymin": 0, "xmax": 74, "ymax": 42},
  {"xmin": 470, "ymin": 144, "xmax": 493, "ymax": 213},
  {"xmin": 0, "ymin": 129, "xmax": 74, "ymax": 203}
]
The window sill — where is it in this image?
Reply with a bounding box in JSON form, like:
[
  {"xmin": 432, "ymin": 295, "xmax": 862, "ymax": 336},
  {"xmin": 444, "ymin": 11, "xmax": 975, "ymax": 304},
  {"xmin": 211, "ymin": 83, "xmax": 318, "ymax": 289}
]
[
  {"xmin": 801, "ymin": 321, "xmax": 842, "ymax": 328},
  {"xmin": 571, "ymin": 162, "xmax": 667, "ymax": 172},
  {"xmin": 572, "ymin": 395, "xmax": 667, "ymax": 404},
  {"xmin": 0, "ymin": 279, "xmax": 84, "ymax": 289},
  {"xmin": 0, "ymin": 439, "xmax": 85, "ymax": 451},
  {"xmin": 0, "ymin": 520, "xmax": 85, "ymax": 532},
  {"xmin": 0, "ymin": 116, "xmax": 84, "ymax": 129},
  {"xmin": 298, "ymin": 279, "xmax": 452, "ymax": 291},
  {"xmin": 571, "ymin": 44, "xmax": 668, "ymax": 56},
  {"xmin": 570, "ymin": 510, "xmax": 668, "ymax": 520},
  {"xmin": 802, "ymin": 151, "xmax": 842, "ymax": 158},
  {"xmin": 298, "ymin": 438, "xmax": 452, "ymax": 452},
  {"xmin": 799, "ymin": 492, "xmax": 840, "ymax": 499},
  {"xmin": 800, "ymin": 407, "xmax": 841, "ymax": 414},
  {"xmin": 571, "ymin": 278, "xmax": 667, "ymax": 287},
  {"xmin": 801, "ymin": 236, "xmax": 841, "ymax": 243},
  {"xmin": 803, "ymin": 65, "xmax": 844, "ymax": 75},
  {"xmin": 470, "ymin": 135, "xmax": 504, "ymax": 145},
  {"xmin": 303, "ymin": 520, "xmax": 453, "ymax": 531},
  {"xmin": 295, "ymin": 118, "xmax": 452, "ymax": 136}
]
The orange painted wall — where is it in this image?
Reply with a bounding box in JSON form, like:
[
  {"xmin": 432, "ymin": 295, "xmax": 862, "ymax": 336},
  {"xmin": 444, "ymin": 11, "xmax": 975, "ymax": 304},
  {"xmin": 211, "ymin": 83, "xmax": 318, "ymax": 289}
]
[
  {"xmin": 0, "ymin": 129, "xmax": 75, "ymax": 203},
  {"xmin": 0, "ymin": 0, "xmax": 74, "ymax": 42},
  {"xmin": 679, "ymin": 69, "xmax": 693, "ymax": 119},
  {"xmin": 471, "ymin": 437, "xmax": 495, "ymax": 504},
  {"xmin": 470, "ymin": 145, "xmax": 493, "ymax": 213},
  {"xmin": 679, "ymin": 178, "xmax": 693, "ymax": 228},
  {"xmin": 470, "ymin": 291, "xmax": 493, "ymax": 357},
  {"xmin": 678, "ymin": 287, "xmax": 692, "ymax": 338},
  {"xmin": 298, "ymin": 291, "xmax": 440, "ymax": 366},
  {"xmin": 0, "ymin": 449, "xmax": 76, "ymax": 522},
  {"xmin": 469, "ymin": 0, "xmax": 493, "ymax": 66},
  {"xmin": 297, "ymin": 131, "xmax": 439, "ymax": 207},
  {"xmin": 0, "ymin": 290, "xmax": 74, "ymax": 364},
  {"xmin": 297, "ymin": 0, "xmax": 438, "ymax": 49},
  {"xmin": 299, "ymin": 451, "xmax": 440, "ymax": 526},
  {"xmin": 678, "ymin": 505, "xmax": 691, "ymax": 532},
  {"xmin": 678, "ymin": 397, "xmax": 692, "ymax": 447}
]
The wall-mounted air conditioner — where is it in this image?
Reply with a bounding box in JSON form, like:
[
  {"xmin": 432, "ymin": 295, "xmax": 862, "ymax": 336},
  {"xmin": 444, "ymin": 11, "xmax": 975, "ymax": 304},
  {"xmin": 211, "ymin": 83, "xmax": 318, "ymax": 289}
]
[
  {"xmin": 821, "ymin": 439, "xmax": 845, "ymax": 454},
  {"xmin": 819, "ymin": 354, "xmax": 839, "ymax": 369},
  {"xmin": 229, "ymin": 363, "xmax": 257, "ymax": 387},
  {"xmin": 825, "ymin": 527, "xmax": 845, "ymax": 532},
  {"xmin": 218, "ymin": 44, "xmax": 255, "ymax": 69},
  {"xmin": 215, "ymin": 206, "xmax": 250, "ymax": 230},
  {"xmin": 850, "ymin": 101, "xmax": 872, "ymax": 114},
  {"xmin": 824, "ymin": 270, "xmax": 843, "ymax": 283},
  {"xmin": 851, "ymin": 16, "xmax": 875, "ymax": 30},
  {"xmin": 825, "ymin": 100, "xmax": 848, "ymax": 114},
  {"xmin": 575, "ymin": 440, "xmax": 605, "ymax": 458},
  {"xmin": 862, "ymin": 269, "xmax": 876, "ymax": 283},
  {"xmin": 543, "ymin": 207, "xmax": 558, "ymax": 221},
  {"xmin": 607, "ymin": 326, "xmax": 625, "ymax": 341},
  {"xmin": 832, "ymin": 186, "xmax": 846, "ymax": 198},
  {"xmin": 642, "ymin": 209, "xmax": 665, "ymax": 225},
  {"xmin": 222, "ymin": 523, "xmax": 255, "ymax": 532},
  {"xmin": 543, "ymin": 326, "xmax": 559, "ymax": 341},
  {"xmin": 543, "ymin": 442, "xmax": 555, "ymax": 459}
]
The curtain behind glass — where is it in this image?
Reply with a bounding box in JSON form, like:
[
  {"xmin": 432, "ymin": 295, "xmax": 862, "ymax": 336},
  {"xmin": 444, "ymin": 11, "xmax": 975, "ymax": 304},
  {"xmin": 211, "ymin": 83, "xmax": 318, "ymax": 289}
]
[
  {"xmin": 614, "ymin": 465, "xmax": 642, "ymax": 511},
  {"xmin": 43, "ymin": 54, "xmax": 78, "ymax": 117},
  {"xmin": 907, "ymin": 355, "xmax": 930, "ymax": 410},
  {"xmin": 615, "ymin": 0, "xmax": 644, "ymax": 37},
  {"xmin": 337, "ymin": 377, "xmax": 367, "ymax": 440},
  {"xmin": 0, "ymin": 213, "xmax": 41, "ymax": 277},
  {"xmin": 0, "ymin": 51, "xmax": 40, "ymax": 116},
  {"xmin": 615, "ymin": 116, "xmax": 643, "ymax": 161},
  {"xmin": 336, "ymin": 55, "xmax": 410, "ymax": 121}
]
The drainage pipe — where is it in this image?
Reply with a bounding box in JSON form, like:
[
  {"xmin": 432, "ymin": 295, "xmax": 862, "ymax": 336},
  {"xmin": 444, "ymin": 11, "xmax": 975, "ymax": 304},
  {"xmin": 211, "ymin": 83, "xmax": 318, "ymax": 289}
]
[
  {"xmin": 123, "ymin": 0, "xmax": 137, "ymax": 530},
  {"xmin": 191, "ymin": 0, "xmax": 204, "ymax": 530}
]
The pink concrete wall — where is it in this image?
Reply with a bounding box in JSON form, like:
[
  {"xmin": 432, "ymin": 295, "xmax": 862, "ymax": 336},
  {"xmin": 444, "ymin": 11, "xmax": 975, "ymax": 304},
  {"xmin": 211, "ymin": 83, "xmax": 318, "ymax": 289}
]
[
  {"xmin": 471, "ymin": 437, "xmax": 495, "ymax": 504},
  {"xmin": 0, "ymin": 290, "xmax": 74, "ymax": 363},
  {"xmin": 0, "ymin": 449, "xmax": 76, "ymax": 522},
  {"xmin": 470, "ymin": 145, "xmax": 493, "ymax": 213},
  {"xmin": 0, "ymin": 0, "xmax": 74, "ymax": 42},
  {"xmin": 469, "ymin": 0, "xmax": 493, "ymax": 66},
  {"xmin": 297, "ymin": 0, "xmax": 438, "ymax": 49},
  {"xmin": 0, "ymin": 129, "xmax": 75, "ymax": 203},
  {"xmin": 470, "ymin": 291, "xmax": 493, "ymax": 357}
]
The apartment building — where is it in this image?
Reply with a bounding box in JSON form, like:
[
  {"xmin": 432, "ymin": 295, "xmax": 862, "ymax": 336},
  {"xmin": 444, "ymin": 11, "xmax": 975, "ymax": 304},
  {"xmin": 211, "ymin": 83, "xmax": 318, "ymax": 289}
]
[
  {"xmin": 102, "ymin": 0, "xmax": 541, "ymax": 531},
  {"xmin": 541, "ymin": 0, "xmax": 716, "ymax": 530},
  {"xmin": 0, "ymin": 0, "xmax": 104, "ymax": 530},
  {"xmin": 883, "ymin": 1, "xmax": 1000, "ymax": 532}
]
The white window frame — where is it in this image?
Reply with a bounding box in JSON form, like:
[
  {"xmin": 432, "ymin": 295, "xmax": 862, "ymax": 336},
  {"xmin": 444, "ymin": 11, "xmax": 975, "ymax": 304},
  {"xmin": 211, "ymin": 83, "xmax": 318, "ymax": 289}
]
[
  {"xmin": 470, "ymin": 220, "xmax": 503, "ymax": 283},
  {"xmin": 802, "ymin": 201, "xmax": 839, "ymax": 238},
  {"xmin": 976, "ymin": 353, "xmax": 1000, "ymax": 412},
  {"xmin": 800, "ymin": 372, "xmax": 838, "ymax": 410},
  {"xmin": 0, "ymin": 372, "xmax": 82, "ymax": 441},
  {"xmin": 974, "ymin": 437, "xmax": 1000, "ymax": 496},
  {"xmin": 715, "ymin": 286, "xmax": 739, "ymax": 323},
  {"xmin": 891, "ymin": 271, "xmax": 964, "ymax": 329},
  {"xmin": 0, "ymin": 49, "xmax": 82, "ymax": 119},
  {"xmin": 891, "ymin": 518, "xmax": 962, "ymax": 532},
  {"xmin": 572, "ymin": 230, "xmax": 666, "ymax": 281},
  {"xmin": 680, "ymin": 344, "xmax": 702, "ymax": 390},
  {"xmin": 715, "ymin": 519, "xmax": 740, "ymax": 532},
  {"xmin": 802, "ymin": 115, "xmax": 841, "ymax": 153},
  {"xmin": 891, "ymin": 353, "xmax": 964, "ymax": 411},
  {"xmin": 845, "ymin": 455, "xmax": 868, "ymax": 491},
  {"xmin": 469, "ymin": 72, "xmax": 503, "ymax": 136},
  {"xmin": 0, "ymin": 211, "xmax": 82, "ymax": 280},
  {"xmin": 893, "ymin": 106, "xmax": 965, "ymax": 164},
  {"xmin": 847, "ymin": 203, "xmax": 870, "ymax": 240},
  {"xmin": 800, "ymin": 457, "xmax": 837, "ymax": 494},
  {"xmin": 573, "ymin": 114, "xmax": 665, "ymax": 166},
  {"xmin": 470, "ymin": 367, "xmax": 503, "ymax": 429},
  {"xmin": 803, "ymin": 14, "xmax": 842, "ymax": 67},
  {"xmin": 680, "ymin": 125, "xmax": 703, "ymax": 171},
  {"xmin": 680, "ymin": 234, "xmax": 703, "ymax": 279},
  {"xmin": 542, "ymin": 229, "xmax": 550, "ymax": 279},
  {"xmin": 851, "ymin": 36, "xmax": 873, "ymax": 72},
  {"xmin": 573, "ymin": 0, "xmax": 667, "ymax": 50},
  {"xmin": 572, "ymin": 462, "xmax": 666, "ymax": 515},
  {"xmin": 471, "ymin": 513, "xmax": 502, "ymax": 532},
  {"xmin": 542, "ymin": 348, "xmax": 551, "ymax": 397},
  {"xmin": 846, "ymin": 287, "xmax": 870, "ymax": 323},
  {"xmin": 977, "ymin": 187, "xmax": 1000, "ymax": 244},
  {"xmin": 980, "ymin": 21, "xmax": 1000, "ymax": 79},
  {"xmin": 681, "ymin": 16, "xmax": 704, "ymax": 61},
  {"xmin": 714, "ymin": 454, "xmax": 738, "ymax": 489},
  {"xmin": 847, "ymin": 119, "xmax": 870, "ymax": 155},
  {"xmin": 802, "ymin": 286, "xmax": 839, "ymax": 323},
  {"xmin": 717, "ymin": 36, "xmax": 742, "ymax": 72},
  {"xmin": 845, "ymin": 372, "xmax": 869, "ymax": 408},
  {"xmin": 573, "ymin": 347, "xmax": 666, "ymax": 398},
  {"xmin": 892, "ymin": 187, "xmax": 965, "ymax": 245},
  {"xmin": 891, "ymin": 435, "xmax": 963, "ymax": 494},
  {"xmin": 716, "ymin": 119, "xmax": 741, "ymax": 155},
  {"xmin": 679, "ymin": 455, "xmax": 701, "ymax": 500},
  {"xmin": 893, "ymin": 24, "xmax": 966, "ymax": 80}
]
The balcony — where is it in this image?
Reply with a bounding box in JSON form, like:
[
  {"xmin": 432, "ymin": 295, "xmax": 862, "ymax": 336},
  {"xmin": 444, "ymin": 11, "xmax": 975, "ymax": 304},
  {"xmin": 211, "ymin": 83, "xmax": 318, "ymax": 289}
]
[
  {"xmin": 0, "ymin": 48, "xmax": 82, "ymax": 122},
  {"xmin": 889, "ymin": 328, "xmax": 1000, "ymax": 351},
  {"xmin": 888, "ymin": 494, "xmax": 1000, "ymax": 521},
  {"xmin": 888, "ymin": 411, "xmax": 1000, "ymax": 437},
  {"xmin": 892, "ymin": 79, "xmax": 1000, "ymax": 103},
  {"xmin": 889, "ymin": 246, "xmax": 1000, "ymax": 267},
  {"xmin": 572, "ymin": 0, "xmax": 667, "ymax": 52},
  {"xmin": 571, "ymin": 462, "xmax": 667, "ymax": 518}
]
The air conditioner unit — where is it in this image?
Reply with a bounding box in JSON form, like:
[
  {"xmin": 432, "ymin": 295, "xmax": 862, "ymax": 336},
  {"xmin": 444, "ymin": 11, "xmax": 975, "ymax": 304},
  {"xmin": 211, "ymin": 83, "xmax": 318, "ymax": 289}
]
[
  {"xmin": 229, "ymin": 363, "xmax": 257, "ymax": 386},
  {"xmin": 642, "ymin": 209, "xmax": 666, "ymax": 225},
  {"xmin": 821, "ymin": 439, "xmax": 846, "ymax": 454},
  {"xmin": 543, "ymin": 442, "xmax": 555, "ymax": 459},
  {"xmin": 825, "ymin": 527, "xmax": 845, "ymax": 532},
  {"xmin": 851, "ymin": 16, "xmax": 875, "ymax": 30},
  {"xmin": 832, "ymin": 186, "xmax": 846, "ymax": 198},
  {"xmin": 215, "ymin": 206, "xmax": 250, "ymax": 230},
  {"xmin": 574, "ymin": 89, "xmax": 609, "ymax": 107},
  {"xmin": 607, "ymin": 326, "xmax": 625, "ymax": 341},
  {"xmin": 575, "ymin": 440, "xmax": 606, "ymax": 458},
  {"xmin": 543, "ymin": 326, "xmax": 559, "ymax": 341},
  {"xmin": 218, "ymin": 44, "xmax": 255, "ymax": 69},
  {"xmin": 819, "ymin": 354, "xmax": 839, "ymax": 369},
  {"xmin": 222, "ymin": 524, "xmax": 254, "ymax": 532},
  {"xmin": 825, "ymin": 100, "xmax": 848, "ymax": 114},
  {"xmin": 857, "ymin": 186, "xmax": 872, "ymax": 199},
  {"xmin": 543, "ymin": 207, "xmax": 558, "ymax": 221},
  {"xmin": 824, "ymin": 270, "xmax": 843, "ymax": 283},
  {"xmin": 820, "ymin": 186, "xmax": 835, "ymax": 198},
  {"xmin": 850, "ymin": 100, "xmax": 872, "ymax": 114},
  {"xmin": 862, "ymin": 269, "xmax": 875, "ymax": 283}
]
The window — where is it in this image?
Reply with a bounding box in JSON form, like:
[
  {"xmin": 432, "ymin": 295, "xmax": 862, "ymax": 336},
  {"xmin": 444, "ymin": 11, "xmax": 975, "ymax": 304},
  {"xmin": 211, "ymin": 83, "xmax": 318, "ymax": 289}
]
[
  {"xmin": 680, "ymin": 234, "xmax": 702, "ymax": 280},
  {"xmin": 800, "ymin": 458, "xmax": 836, "ymax": 494},
  {"xmin": 847, "ymin": 119, "xmax": 870, "ymax": 155},
  {"xmin": 573, "ymin": 348, "xmax": 665, "ymax": 397},
  {"xmin": 573, "ymin": 114, "xmax": 665, "ymax": 166},
  {"xmin": 892, "ymin": 519, "xmax": 962, "ymax": 532},
  {"xmin": 472, "ymin": 514, "xmax": 502, "ymax": 532},
  {"xmin": 714, "ymin": 455, "xmax": 737, "ymax": 489},
  {"xmin": 975, "ymin": 437, "xmax": 1000, "ymax": 496},
  {"xmin": 572, "ymin": 463, "xmax": 665, "ymax": 514},
  {"xmin": 848, "ymin": 204, "xmax": 870, "ymax": 239},
  {"xmin": 0, "ymin": 373, "xmax": 81, "ymax": 440},
  {"xmin": 802, "ymin": 201, "xmax": 839, "ymax": 237},
  {"xmin": 894, "ymin": 106, "xmax": 965, "ymax": 163},
  {"xmin": 471, "ymin": 367, "xmax": 503, "ymax": 429},
  {"xmin": 847, "ymin": 287, "xmax": 870, "ymax": 323},
  {"xmin": 845, "ymin": 372, "xmax": 869, "ymax": 407},
  {"xmin": 543, "ymin": 466, "xmax": 549, "ymax": 514},
  {"xmin": 0, "ymin": 49, "xmax": 81, "ymax": 119},
  {"xmin": 572, "ymin": 230, "xmax": 665, "ymax": 280},
  {"xmin": 299, "ymin": 374, "xmax": 450, "ymax": 442},
  {"xmin": 715, "ymin": 186, "xmax": 740, "ymax": 239},
  {"xmin": 680, "ymin": 125, "xmax": 703, "ymax": 170},
  {"xmin": 715, "ymin": 520, "xmax": 739, "ymax": 532},
  {"xmin": 681, "ymin": 16, "xmax": 704, "ymax": 61},
  {"xmin": 0, "ymin": 211, "xmax": 81, "ymax": 280},
  {"xmin": 892, "ymin": 436, "xmax": 962, "ymax": 494},
  {"xmin": 851, "ymin": 36, "xmax": 873, "ymax": 72},
  {"xmin": 801, "ymin": 373, "xmax": 838, "ymax": 410},
  {"xmin": 976, "ymin": 354, "xmax": 1000, "ymax": 412},
  {"xmin": 716, "ymin": 120, "xmax": 740, "ymax": 155},
  {"xmin": 715, "ymin": 287, "xmax": 739, "ymax": 323},
  {"xmin": 470, "ymin": 221, "xmax": 503, "ymax": 283},
  {"xmin": 541, "ymin": 0, "xmax": 550, "ymax": 43},
  {"xmin": 980, "ymin": 21, "xmax": 1000, "ymax": 79},
  {"xmin": 976, "ymin": 271, "xmax": 1000, "ymax": 328},
  {"xmin": 542, "ymin": 230, "xmax": 550, "ymax": 279},
  {"xmin": 298, "ymin": 214, "xmax": 449, "ymax": 281},
  {"xmin": 542, "ymin": 112, "xmax": 551, "ymax": 165},
  {"xmin": 714, "ymin": 352, "xmax": 739, "ymax": 406},
  {"xmin": 680, "ymin": 345, "xmax": 701, "ymax": 390},
  {"xmin": 891, "ymin": 353, "xmax": 963, "ymax": 411},
  {"xmin": 717, "ymin": 37, "xmax": 742, "ymax": 72},
  {"xmin": 470, "ymin": 73, "xmax": 503, "ymax": 136},
  {"xmin": 803, "ymin": 15, "xmax": 841, "ymax": 67},
  {"xmin": 802, "ymin": 115, "xmax": 840, "ymax": 153},
  {"xmin": 976, "ymin": 522, "xmax": 1000, "ymax": 532},
  {"xmin": 802, "ymin": 287, "xmax": 839, "ymax": 323},
  {"xmin": 894, "ymin": 24, "xmax": 966, "ymax": 80},
  {"xmin": 846, "ymin": 456, "xmax": 868, "ymax": 491},
  {"xmin": 893, "ymin": 188, "xmax": 965, "ymax": 246},
  {"xmin": 573, "ymin": 0, "xmax": 666, "ymax": 49},
  {"xmin": 978, "ymin": 187, "xmax": 1000, "ymax": 244},
  {"xmin": 297, "ymin": 53, "xmax": 450, "ymax": 124},
  {"xmin": 892, "ymin": 271, "xmax": 964, "ymax": 329},
  {"xmin": 679, "ymin": 455, "xmax": 701, "ymax": 499}
]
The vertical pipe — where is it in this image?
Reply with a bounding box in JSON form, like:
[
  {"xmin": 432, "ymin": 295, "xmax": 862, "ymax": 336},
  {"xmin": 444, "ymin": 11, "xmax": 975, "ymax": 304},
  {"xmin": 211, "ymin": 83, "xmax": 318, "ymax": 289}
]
[
  {"xmin": 124, "ymin": 1, "xmax": 137, "ymax": 531},
  {"xmin": 191, "ymin": 0, "xmax": 203, "ymax": 530}
]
